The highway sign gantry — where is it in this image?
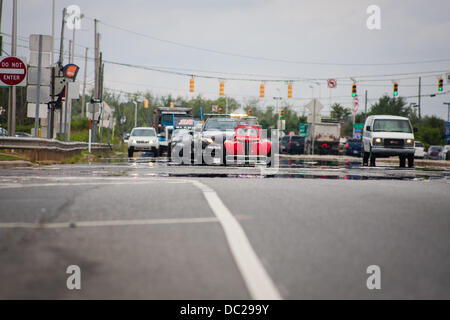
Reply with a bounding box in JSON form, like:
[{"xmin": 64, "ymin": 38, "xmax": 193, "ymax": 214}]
[{"xmin": 0, "ymin": 56, "xmax": 27, "ymax": 87}]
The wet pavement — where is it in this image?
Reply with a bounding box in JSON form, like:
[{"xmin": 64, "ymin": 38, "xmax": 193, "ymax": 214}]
[
  {"xmin": 1, "ymin": 154, "xmax": 450, "ymax": 299},
  {"xmin": 1, "ymin": 155, "xmax": 448, "ymax": 182}
]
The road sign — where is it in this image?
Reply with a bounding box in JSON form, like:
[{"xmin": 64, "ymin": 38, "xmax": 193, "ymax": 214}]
[
  {"xmin": 26, "ymin": 85, "xmax": 51, "ymax": 103},
  {"xmin": 353, "ymin": 123, "xmax": 364, "ymax": 140},
  {"xmin": 211, "ymin": 105, "xmax": 218, "ymax": 112},
  {"xmin": 0, "ymin": 56, "xmax": 27, "ymax": 87},
  {"xmin": 305, "ymin": 98, "xmax": 324, "ymax": 114},
  {"xmin": 27, "ymin": 66, "xmax": 51, "ymax": 85},
  {"xmin": 299, "ymin": 123, "xmax": 309, "ymax": 137},
  {"xmin": 353, "ymin": 96, "xmax": 359, "ymax": 113},
  {"xmin": 327, "ymin": 79, "xmax": 337, "ymax": 89},
  {"xmin": 445, "ymin": 122, "xmax": 450, "ymax": 143}
]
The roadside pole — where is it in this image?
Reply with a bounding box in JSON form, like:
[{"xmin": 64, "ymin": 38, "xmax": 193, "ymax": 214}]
[
  {"xmin": 418, "ymin": 77, "xmax": 422, "ymax": 120},
  {"xmin": 34, "ymin": 35, "xmax": 42, "ymax": 137},
  {"xmin": 63, "ymin": 83, "xmax": 69, "ymax": 141},
  {"xmin": 311, "ymin": 98, "xmax": 316, "ymax": 155},
  {"xmin": 8, "ymin": 0, "xmax": 17, "ymax": 136},
  {"xmin": 88, "ymin": 118, "xmax": 92, "ymax": 153},
  {"xmin": 81, "ymin": 47, "xmax": 88, "ymax": 117}
]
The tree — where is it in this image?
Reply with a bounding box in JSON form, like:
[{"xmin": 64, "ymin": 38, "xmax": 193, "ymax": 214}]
[
  {"xmin": 330, "ymin": 103, "xmax": 351, "ymax": 121},
  {"xmin": 369, "ymin": 95, "xmax": 411, "ymax": 117}
]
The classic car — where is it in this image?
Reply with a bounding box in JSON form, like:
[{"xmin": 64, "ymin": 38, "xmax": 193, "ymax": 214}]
[{"xmin": 223, "ymin": 125, "xmax": 271, "ymax": 165}]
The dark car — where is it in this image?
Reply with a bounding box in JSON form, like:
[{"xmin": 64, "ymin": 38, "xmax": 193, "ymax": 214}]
[
  {"xmin": 280, "ymin": 135, "xmax": 305, "ymax": 154},
  {"xmin": 344, "ymin": 138, "xmax": 362, "ymax": 157}
]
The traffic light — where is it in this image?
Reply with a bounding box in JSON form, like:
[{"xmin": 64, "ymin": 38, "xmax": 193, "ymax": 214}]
[
  {"xmin": 288, "ymin": 83, "xmax": 293, "ymax": 98},
  {"xmin": 439, "ymin": 77, "xmax": 444, "ymax": 92},
  {"xmin": 170, "ymin": 101, "xmax": 174, "ymax": 108},
  {"xmin": 259, "ymin": 83, "xmax": 265, "ymax": 98},
  {"xmin": 218, "ymin": 106, "xmax": 223, "ymax": 114},
  {"xmin": 144, "ymin": 98, "xmax": 149, "ymax": 109},
  {"xmin": 219, "ymin": 81, "xmax": 224, "ymax": 96},
  {"xmin": 248, "ymin": 109, "xmax": 252, "ymax": 116},
  {"xmin": 393, "ymin": 82, "xmax": 399, "ymax": 96},
  {"xmin": 189, "ymin": 77, "xmax": 194, "ymax": 93},
  {"xmin": 279, "ymin": 109, "xmax": 284, "ymax": 119},
  {"xmin": 62, "ymin": 64, "xmax": 80, "ymax": 80},
  {"xmin": 352, "ymin": 84, "xmax": 357, "ymax": 97}
]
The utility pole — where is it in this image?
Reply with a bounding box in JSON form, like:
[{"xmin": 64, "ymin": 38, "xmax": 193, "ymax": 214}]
[
  {"xmin": 0, "ymin": 0, "xmax": 4, "ymax": 55},
  {"xmin": 81, "ymin": 47, "xmax": 88, "ymax": 117},
  {"xmin": 364, "ymin": 90, "xmax": 368, "ymax": 114},
  {"xmin": 8, "ymin": 0, "xmax": 17, "ymax": 136},
  {"xmin": 68, "ymin": 40, "xmax": 72, "ymax": 63},
  {"xmin": 94, "ymin": 19, "xmax": 99, "ymax": 100},
  {"xmin": 134, "ymin": 101, "xmax": 138, "ymax": 127},
  {"xmin": 58, "ymin": 8, "xmax": 66, "ymax": 139},
  {"xmin": 51, "ymin": 0, "xmax": 55, "ymax": 64},
  {"xmin": 418, "ymin": 77, "xmax": 422, "ymax": 119},
  {"xmin": 312, "ymin": 98, "xmax": 316, "ymax": 155}
]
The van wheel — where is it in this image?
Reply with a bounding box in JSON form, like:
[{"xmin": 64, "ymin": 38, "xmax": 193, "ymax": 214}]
[
  {"xmin": 399, "ymin": 155, "xmax": 406, "ymax": 168},
  {"xmin": 369, "ymin": 150, "xmax": 376, "ymax": 167},
  {"xmin": 128, "ymin": 147, "xmax": 134, "ymax": 158},
  {"xmin": 362, "ymin": 151, "xmax": 369, "ymax": 166},
  {"xmin": 407, "ymin": 155, "xmax": 414, "ymax": 168}
]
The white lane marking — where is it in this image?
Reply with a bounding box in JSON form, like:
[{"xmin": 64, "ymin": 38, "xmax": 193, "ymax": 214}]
[
  {"xmin": 0, "ymin": 217, "xmax": 218, "ymax": 229},
  {"xmin": 0, "ymin": 179, "xmax": 187, "ymax": 189},
  {"xmin": 189, "ymin": 180, "xmax": 282, "ymax": 300}
]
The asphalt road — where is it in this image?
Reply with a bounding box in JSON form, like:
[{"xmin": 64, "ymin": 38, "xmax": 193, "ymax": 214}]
[{"xmin": 0, "ymin": 159, "xmax": 449, "ymax": 299}]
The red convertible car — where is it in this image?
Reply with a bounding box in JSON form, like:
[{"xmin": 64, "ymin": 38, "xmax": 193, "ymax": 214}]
[{"xmin": 223, "ymin": 125, "xmax": 271, "ymax": 165}]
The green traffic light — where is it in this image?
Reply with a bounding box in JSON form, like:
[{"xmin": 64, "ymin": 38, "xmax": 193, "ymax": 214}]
[
  {"xmin": 439, "ymin": 87, "xmax": 443, "ymax": 91},
  {"xmin": 394, "ymin": 92, "xmax": 398, "ymax": 96},
  {"xmin": 352, "ymin": 93, "xmax": 356, "ymax": 97}
]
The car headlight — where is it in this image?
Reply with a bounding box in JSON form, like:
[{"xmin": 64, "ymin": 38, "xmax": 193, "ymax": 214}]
[
  {"xmin": 405, "ymin": 139, "xmax": 414, "ymax": 146},
  {"xmin": 373, "ymin": 137, "xmax": 383, "ymax": 145},
  {"xmin": 201, "ymin": 137, "xmax": 214, "ymax": 145}
]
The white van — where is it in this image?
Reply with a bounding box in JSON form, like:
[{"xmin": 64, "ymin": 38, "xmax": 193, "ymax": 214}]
[{"xmin": 362, "ymin": 115, "xmax": 416, "ymax": 167}]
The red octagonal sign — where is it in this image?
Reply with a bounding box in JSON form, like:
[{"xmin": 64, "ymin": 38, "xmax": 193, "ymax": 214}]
[{"xmin": 0, "ymin": 56, "xmax": 27, "ymax": 86}]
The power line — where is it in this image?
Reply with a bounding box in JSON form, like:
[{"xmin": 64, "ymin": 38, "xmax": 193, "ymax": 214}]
[{"xmin": 94, "ymin": 18, "xmax": 450, "ymax": 67}]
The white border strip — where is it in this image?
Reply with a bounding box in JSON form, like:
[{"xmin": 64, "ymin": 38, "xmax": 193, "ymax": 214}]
[
  {"xmin": 0, "ymin": 217, "xmax": 218, "ymax": 229},
  {"xmin": 189, "ymin": 180, "xmax": 282, "ymax": 300}
]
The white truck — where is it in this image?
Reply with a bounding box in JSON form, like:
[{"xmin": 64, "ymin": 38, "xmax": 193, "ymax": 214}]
[{"xmin": 306, "ymin": 121, "xmax": 341, "ymax": 155}]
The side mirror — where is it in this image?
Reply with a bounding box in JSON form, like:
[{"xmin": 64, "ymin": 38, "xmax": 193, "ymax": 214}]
[
  {"xmin": 365, "ymin": 126, "xmax": 371, "ymax": 131},
  {"xmin": 413, "ymin": 127, "xmax": 418, "ymax": 133}
]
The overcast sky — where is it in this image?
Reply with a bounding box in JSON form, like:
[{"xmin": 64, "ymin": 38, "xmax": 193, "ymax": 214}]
[{"xmin": 2, "ymin": 0, "xmax": 450, "ymax": 119}]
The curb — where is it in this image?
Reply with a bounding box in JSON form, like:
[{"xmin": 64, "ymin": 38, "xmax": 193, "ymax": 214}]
[{"xmin": 0, "ymin": 160, "xmax": 34, "ymax": 169}]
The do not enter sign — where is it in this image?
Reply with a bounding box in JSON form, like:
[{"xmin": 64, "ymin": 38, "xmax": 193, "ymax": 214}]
[{"xmin": 0, "ymin": 56, "xmax": 27, "ymax": 87}]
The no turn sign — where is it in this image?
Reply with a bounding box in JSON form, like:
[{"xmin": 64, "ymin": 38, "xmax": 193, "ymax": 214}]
[
  {"xmin": 327, "ymin": 79, "xmax": 337, "ymax": 89},
  {"xmin": 0, "ymin": 56, "xmax": 27, "ymax": 87}
]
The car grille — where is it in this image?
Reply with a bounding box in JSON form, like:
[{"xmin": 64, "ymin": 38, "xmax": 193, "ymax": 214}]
[
  {"xmin": 384, "ymin": 139, "xmax": 404, "ymax": 148},
  {"xmin": 137, "ymin": 140, "xmax": 148, "ymax": 144}
]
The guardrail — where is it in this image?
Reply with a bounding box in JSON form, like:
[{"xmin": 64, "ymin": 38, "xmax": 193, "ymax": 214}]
[{"xmin": 0, "ymin": 137, "xmax": 111, "ymax": 161}]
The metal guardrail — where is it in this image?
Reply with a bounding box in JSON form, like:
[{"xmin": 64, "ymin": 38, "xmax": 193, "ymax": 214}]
[{"xmin": 0, "ymin": 137, "xmax": 111, "ymax": 152}]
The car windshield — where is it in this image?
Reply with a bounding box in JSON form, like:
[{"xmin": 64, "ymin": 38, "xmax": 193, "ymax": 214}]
[
  {"xmin": 131, "ymin": 129, "xmax": 156, "ymax": 137},
  {"xmin": 429, "ymin": 146, "xmax": 442, "ymax": 152},
  {"xmin": 373, "ymin": 119, "xmax": 412, "ymax": 133},
  {"xmin": 204, "ymin": 120, "xmax": 238, "ymax": 131},
  {"xmin": 415, "ymin": 142, "xmax": 423, "ymax": 147},
  {"xmin": 172, "ymin": 129, "xmax": 190, "ymax": 138},
  {"xmin": 236, "ymin": 127, "xmax": 259, "ymax": 137}
]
